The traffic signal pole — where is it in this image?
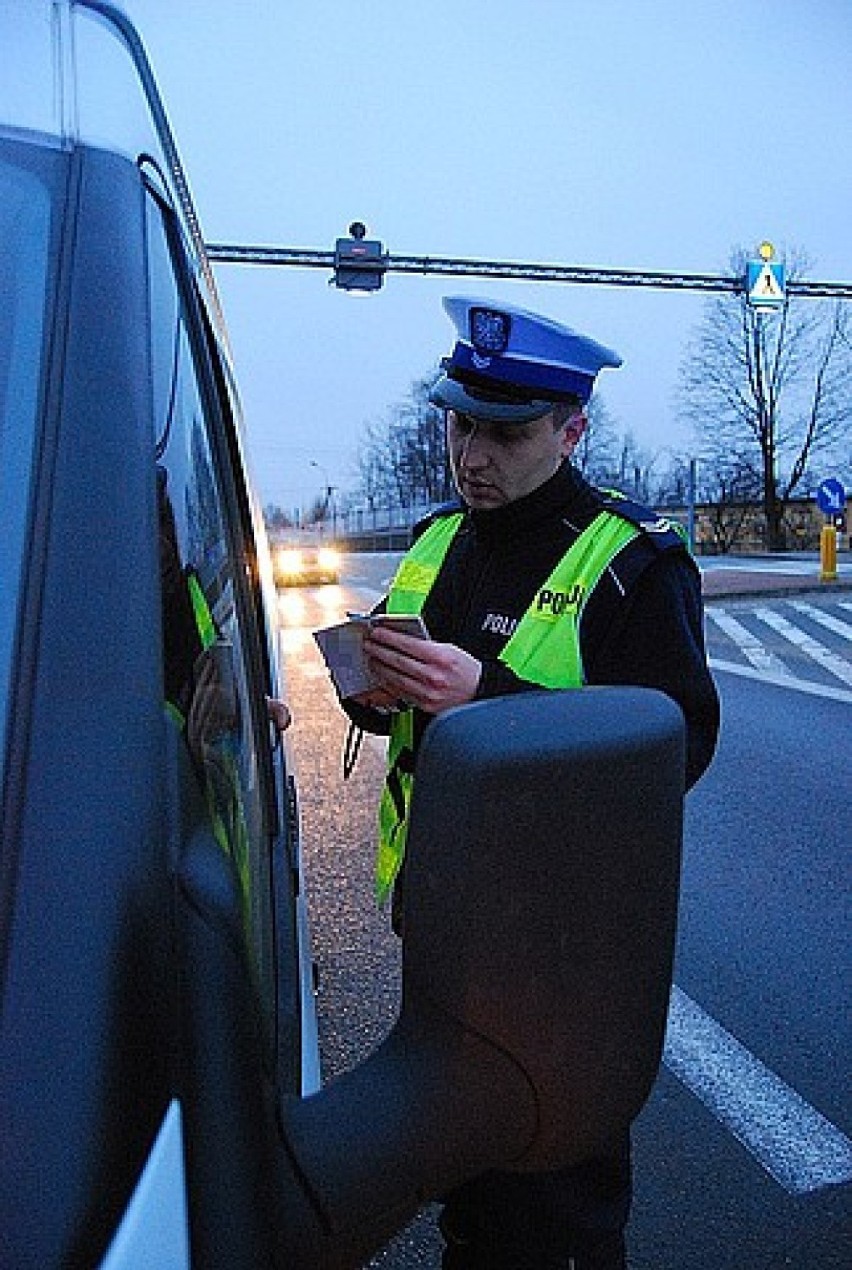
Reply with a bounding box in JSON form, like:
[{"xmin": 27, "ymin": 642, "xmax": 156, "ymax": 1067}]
[
  {"xmin": 208, "ymin": 230, "xmax": 850, "ymax": 562},
  {"xmin": 205, "ymin": 238, "xmax": 852, "ymax": 300}
]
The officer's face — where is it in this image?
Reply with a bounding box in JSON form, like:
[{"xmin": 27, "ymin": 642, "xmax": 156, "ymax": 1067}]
[{"xmin": 447, "ymin": 409, "xmax": 585, "ymax": 508}]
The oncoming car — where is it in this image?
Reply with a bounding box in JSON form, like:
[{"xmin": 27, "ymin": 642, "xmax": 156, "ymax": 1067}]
[
  {"xmin": 272, "ymin": 539, "xmax": 342, "ymax": 587},
  {"xmin": 0, "ymin": 5, "xmax": 688, "ymax": 1268}
]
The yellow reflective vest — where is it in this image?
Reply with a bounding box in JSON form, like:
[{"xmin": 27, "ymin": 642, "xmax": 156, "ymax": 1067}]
[
  {"xmin": 375, "ymin": 506, "xmax": 641, "ymax": 904},
  {"xmin": 165, "ymin": 570, "xmax": 251, "ymax": 904}
]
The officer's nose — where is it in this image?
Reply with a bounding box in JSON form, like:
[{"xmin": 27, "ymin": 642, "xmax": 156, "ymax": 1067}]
[{"xmin": 459, "ymin": 422, "xmax": 489, "ymax": 469}]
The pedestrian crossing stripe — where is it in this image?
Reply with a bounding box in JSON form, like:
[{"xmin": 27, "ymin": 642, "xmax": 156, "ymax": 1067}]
[
  {"xmin": 665, "ymin": 985, "xmax": 852, "ymax": 1194},
  {"xmin": 709, "ymin": 658, "xmax": 852, "ymax": 705},
  {"xmin": 747, "ymin": 260, "xmax": 786, "ymax": 307},
  {"xmin": 706, "ymin": 601, "xmax": 852, "ymax": 699}
]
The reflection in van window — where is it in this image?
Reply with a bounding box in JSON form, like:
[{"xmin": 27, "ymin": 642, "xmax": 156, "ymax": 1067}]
[
  {"xmin": 146, "ymin": 193, "xmax": 272, "ymax": 999},
  {"xmin": 0, "ymin": 143, "xmax": 57, "ymax": 794}
]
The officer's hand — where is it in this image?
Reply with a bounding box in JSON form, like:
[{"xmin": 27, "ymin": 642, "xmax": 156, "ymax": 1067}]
[
  {"xmin": 363, "ymin": 625, "xmax": 481, "ymax": 714},
  {"xmin": 266, "ymin": 696, "xmax": 292, "ymax": 733}
]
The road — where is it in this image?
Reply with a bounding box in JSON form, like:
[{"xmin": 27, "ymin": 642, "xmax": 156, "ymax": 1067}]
[{"xmin": 277, "ymin": 553, "xmax": 852, "ymax": 1269}]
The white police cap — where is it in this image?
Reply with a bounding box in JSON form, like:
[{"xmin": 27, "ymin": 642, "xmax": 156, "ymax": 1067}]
[{"xmin": 429, "ymin": 296, "xmax": 622, "ymax": 422}]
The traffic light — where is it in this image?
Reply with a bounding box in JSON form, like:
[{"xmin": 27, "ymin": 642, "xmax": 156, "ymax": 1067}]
[{"xmin": 333, "ymin": 222, "xmax": 386, "ymax": 292}]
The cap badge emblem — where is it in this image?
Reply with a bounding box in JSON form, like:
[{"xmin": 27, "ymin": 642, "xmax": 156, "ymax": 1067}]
[{"xmin": 470, "ymin": 306, "xmax": 511, "ymax": 355}]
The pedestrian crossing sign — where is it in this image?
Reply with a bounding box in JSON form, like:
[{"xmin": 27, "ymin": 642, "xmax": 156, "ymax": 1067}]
[{"xmin": 746, "ymin": 259, "xmax": 786, "ymax": 309}]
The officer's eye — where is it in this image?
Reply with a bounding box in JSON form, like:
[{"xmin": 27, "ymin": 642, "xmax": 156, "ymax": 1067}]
[
  {"xmin": 450, "ymin": 411, "xmax": 476, "ymax": 436},
  {"xmin": 486, "ymin": 424, "xmax": 535, "ymax": 447},
  {"xmin": 492, "ymin": 425, "xmax": 522, "ymax": 444}
]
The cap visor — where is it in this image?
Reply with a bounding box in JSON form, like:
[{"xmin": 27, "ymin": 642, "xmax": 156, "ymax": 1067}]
[{"xmin": 429, "ymin": 375, "xmax": 556, "ymax": 424}]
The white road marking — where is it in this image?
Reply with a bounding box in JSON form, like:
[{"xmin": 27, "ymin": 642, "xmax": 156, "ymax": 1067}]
[
  {"xmin": 701, "ymin": 560, "xmax": 829, "ymax": 577},
  {"xmin": 288, "ymin": 583, "xmax": 852, "ymax": 1197},
  {"xmin": 791, "ymin": 600, "xmax": 852, "ymax": 642},
  {"xmin": 709, "ymin": 658, "xmax": 852, "ymax": 704},
  {"xmin": 755, "ymin": 606, "xmax": 852, "ymax": 688},
  {"xmin": 664, "ymin": 986, "xmax": 852, "ymax": 1194},
  {"xmin": 706, "ymin": 608, "xmax": 791, "ymax": 676}
]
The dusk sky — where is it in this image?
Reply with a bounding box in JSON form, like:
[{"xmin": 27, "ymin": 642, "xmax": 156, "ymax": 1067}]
[{"xmin": 122, "ymin": 0, "xmax": 852, "ymax": 516}]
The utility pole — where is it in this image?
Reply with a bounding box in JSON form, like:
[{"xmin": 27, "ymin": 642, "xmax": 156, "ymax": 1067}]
[{"xmin": 687, "ymin": 458, "xmax": 699, "ymax": 553}]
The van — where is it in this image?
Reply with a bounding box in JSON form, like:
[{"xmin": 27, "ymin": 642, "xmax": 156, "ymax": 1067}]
[
  {"xmin": 0, "ymin": 5, "xmax": 686, "ymax": 1267},
  {"xmin": 0, "ymin": 2, "xmax": 319, "ymax": 1263}
]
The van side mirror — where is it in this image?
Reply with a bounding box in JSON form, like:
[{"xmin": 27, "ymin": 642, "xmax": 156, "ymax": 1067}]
[
  {"xmin": 179, "ymin": 687, "xmax": 685, "ymax": 1269},
  {"xmin": 278, "ymin": 687, "xmax": 685, "ymax": 1265}
]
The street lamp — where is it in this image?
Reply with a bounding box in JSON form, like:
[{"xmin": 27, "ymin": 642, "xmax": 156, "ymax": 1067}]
[{"xmin": 310, "ymin": 460, "xmax": 336, "ymax": 536}]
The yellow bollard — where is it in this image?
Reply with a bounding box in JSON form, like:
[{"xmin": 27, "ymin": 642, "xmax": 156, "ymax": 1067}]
[{"xmin": 820, "ymin": 523, "xmax": 838, "ymax": 582}]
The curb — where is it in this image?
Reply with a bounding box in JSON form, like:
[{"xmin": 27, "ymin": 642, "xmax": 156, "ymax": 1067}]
[{"xmin": 701, "ymin": 572, "xmax": 852, "ymax": 601}]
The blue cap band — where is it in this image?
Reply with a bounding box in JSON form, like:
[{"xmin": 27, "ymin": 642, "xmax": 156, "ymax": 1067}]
[
  {"xmin": 429, "ymin": 374, "xmax": 559, "ymax": 422},
  {"xmin": 447, "ymin": 342, "xmax": 599, "ymax": 404},
  {"xmin": 432, "ymin": 296, "xmax": 622, "ymax": 421}
]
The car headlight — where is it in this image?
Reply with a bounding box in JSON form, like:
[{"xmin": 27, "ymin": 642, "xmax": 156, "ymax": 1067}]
[
  {"xmin": 278, "ymin": 548, "xmax": 303, "ymax": 575},
  {"xmin": 318, "ymin": 547, "xmax": 341, "ymax": 571}
]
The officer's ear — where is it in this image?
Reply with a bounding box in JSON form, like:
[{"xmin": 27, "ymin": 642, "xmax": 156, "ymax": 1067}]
[{"xmin": 561, "ymin": 409, "xmax": 587, "ymax": 455}]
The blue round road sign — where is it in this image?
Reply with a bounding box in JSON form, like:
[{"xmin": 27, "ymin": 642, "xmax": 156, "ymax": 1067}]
[{"xmin": 816, "ymin": 478, "xmax": 846, "ymax": 515}]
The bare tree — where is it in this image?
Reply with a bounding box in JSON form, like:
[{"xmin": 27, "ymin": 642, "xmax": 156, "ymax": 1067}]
[
  {"xmin": 613, "ymin": 430, "xmax": 660, "ymax": 502},
  {"xmin": 645, "ymin": 452, "xmax": 697, "ymax": 509},
  {"xmin": 356, "ymin": 375, "xmax": 453, "ymax": 510},
  {"xmin": 679, "ymin": 247, "xmax": 852, "ymax": 550},
  {"xmin": 571, "ymin": 395, "xmax": 620, "ymax": 485},
  {"xmin": 263, "ymin": 503, "xmax": 293, "ymax": 538},
  {"xmin": 692, "ymin": 456, "xmax": 761, "ymax": 554},
  {"xmin": 357, "ymin": 378, "xmax": 654, "ymax": 511}
]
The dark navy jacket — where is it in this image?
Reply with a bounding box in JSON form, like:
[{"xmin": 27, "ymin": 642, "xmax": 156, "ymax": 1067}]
[{"xmin": 347, "ymin": 461, "xmax": 719, "ymax": 790}]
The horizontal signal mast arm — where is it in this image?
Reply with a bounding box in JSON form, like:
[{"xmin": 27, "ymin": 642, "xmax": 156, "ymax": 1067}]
[{"xmin": 204, "ymin": 242, "xmax": 852, "ymax": 299}]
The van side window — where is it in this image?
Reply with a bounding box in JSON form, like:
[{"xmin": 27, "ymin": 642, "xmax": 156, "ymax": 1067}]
[
  {"xmin": 0, "ymin": 146, "xmax": 56, "ymax": 773},
  {"xmin": 145, "ymin": 191, "xmax": 273, "ymax": 987}
]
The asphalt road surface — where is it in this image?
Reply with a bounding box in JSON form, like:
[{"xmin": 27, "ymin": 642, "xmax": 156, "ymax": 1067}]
[{"xmin": 278, "ymin": 553, "xmax": 851, "ymax": 1268}]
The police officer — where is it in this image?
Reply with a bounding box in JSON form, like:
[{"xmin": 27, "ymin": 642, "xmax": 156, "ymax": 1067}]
[{"xmin": 343, "ymin": 296, "xmax": 720, "ymax": 1269}]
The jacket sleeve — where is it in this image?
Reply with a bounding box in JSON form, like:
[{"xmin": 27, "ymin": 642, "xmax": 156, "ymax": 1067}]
[
  {"xmin": 584, "ymin": 552, "xmax": 720, "ymax": 790},
  {"xmin": 475, "ymin": 658, "xmax": 532, "ymax": 701},
  {"xmin": 339, "ymin": 695, "xmax": 393, "ymax": 737}
]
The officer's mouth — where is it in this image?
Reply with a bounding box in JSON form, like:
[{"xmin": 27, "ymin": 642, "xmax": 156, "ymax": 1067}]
[{"xmin": 461, "ymin": 478, "xmax": 503, "ymax": 506}]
